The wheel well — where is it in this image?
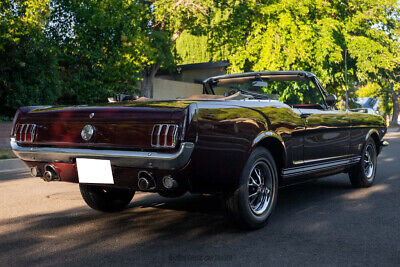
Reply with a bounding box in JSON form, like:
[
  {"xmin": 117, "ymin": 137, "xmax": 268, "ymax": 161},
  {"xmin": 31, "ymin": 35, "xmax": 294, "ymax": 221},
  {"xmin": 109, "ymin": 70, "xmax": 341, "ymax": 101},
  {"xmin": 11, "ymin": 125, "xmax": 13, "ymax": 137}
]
[
  {"xmin": 369, "ymin": 132, "xmax": 380, "ymax": 154},
  {"xmin": 257, "ymin": 137, "xmax": 286, "ymax": 176}
]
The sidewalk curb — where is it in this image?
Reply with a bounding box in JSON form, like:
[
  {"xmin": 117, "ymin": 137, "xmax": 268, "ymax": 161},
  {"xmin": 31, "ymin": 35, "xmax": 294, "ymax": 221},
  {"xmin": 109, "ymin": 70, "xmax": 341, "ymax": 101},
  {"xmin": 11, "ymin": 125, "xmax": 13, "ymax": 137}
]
[{"xmin": 0, "ymin": 158, "xmax": 28, "ymax": 172}]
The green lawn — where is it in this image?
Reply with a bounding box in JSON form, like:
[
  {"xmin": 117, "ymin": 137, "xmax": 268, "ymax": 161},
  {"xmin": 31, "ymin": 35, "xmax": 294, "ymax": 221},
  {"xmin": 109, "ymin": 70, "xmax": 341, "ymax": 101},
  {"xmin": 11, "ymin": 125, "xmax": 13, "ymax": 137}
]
[{"xmin": 0, "ymin": 149, "xmax": 16, "ymax": 160}]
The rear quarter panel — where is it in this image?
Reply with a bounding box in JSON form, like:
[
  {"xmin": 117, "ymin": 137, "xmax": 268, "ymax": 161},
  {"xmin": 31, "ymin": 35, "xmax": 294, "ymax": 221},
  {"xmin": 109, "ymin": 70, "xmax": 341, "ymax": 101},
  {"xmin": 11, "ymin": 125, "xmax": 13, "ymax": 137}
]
[
  {"xmin": 348, "ymin": 111, "xmax": 387, "ymax": 156},
  {"xmin": 189, "ymin": 101, "xmax": 303, "ymax": 192}
]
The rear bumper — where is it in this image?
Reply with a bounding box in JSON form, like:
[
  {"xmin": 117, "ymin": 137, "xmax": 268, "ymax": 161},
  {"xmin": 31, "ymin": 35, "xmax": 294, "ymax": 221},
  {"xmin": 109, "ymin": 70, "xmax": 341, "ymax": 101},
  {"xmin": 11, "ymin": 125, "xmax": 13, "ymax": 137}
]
[
  {"xmin": 10, "ymin": 137, "xmax": 194, "ymax": 170},
  {"xmin": 22, "ymin": 161, "xmax": 191, "ymax": 191}
]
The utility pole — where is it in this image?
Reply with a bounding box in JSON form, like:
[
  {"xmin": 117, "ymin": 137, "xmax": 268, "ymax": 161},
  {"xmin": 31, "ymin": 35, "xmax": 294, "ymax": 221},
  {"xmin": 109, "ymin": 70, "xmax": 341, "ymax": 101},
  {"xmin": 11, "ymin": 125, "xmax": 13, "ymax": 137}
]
[{"xmin": 344, "ymin": 49, "xmax": 349, "ymax": 110}]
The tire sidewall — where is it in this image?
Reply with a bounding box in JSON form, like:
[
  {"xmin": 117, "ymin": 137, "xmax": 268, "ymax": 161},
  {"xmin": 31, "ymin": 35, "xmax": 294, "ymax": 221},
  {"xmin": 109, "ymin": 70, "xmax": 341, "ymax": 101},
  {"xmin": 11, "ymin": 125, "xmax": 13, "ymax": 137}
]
[
  {"xmin": 361, "ymin": 138, "xmax": 377, "ymax": 185},
  {"xmin": 236, "ymin": 147, "xmax": 278, "ymax": 228},
  {"xmin": 80, "ymin": 184, "xmax": 135, "ymax": 212}
]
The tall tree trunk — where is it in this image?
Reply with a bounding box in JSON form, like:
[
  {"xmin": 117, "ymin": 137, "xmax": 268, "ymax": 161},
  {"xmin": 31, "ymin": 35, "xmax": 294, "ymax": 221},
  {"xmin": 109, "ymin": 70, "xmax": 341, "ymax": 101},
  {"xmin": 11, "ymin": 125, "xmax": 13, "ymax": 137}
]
[
  {"xmin": 390, "ymin": 83, "xmax": 399, "ymax": 126},
  {"xmin": 140, "ymin": 63, "xmax": 160, "ymax": 98}
]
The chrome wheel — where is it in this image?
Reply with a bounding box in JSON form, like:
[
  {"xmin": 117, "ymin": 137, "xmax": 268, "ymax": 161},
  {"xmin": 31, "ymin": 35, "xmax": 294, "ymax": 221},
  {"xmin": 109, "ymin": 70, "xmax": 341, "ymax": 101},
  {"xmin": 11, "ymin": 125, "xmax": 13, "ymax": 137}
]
[
  {"xmin": 248, "ymin": 160, "xmax": 273, "ymax": 215},
  {"xmin": 363, "ymin": 144, "xmax": 374, "ymax": 180}
]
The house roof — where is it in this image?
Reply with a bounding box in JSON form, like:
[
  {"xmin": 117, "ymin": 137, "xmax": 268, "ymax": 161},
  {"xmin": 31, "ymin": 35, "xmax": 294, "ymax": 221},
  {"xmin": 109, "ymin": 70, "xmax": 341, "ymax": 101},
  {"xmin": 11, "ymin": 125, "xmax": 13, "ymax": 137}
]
[
  {"xmin": 178, "ymin": 61, "xmax": 230, "ymax": 72},
  {"xmin": 157, "ymin": 61, "xmax": 230, "ymax": 76}
]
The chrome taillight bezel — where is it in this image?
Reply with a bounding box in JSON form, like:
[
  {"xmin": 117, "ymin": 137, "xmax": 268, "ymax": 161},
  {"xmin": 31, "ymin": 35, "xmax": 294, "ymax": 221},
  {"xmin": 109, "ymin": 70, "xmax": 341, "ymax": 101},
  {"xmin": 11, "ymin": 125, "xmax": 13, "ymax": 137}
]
[
  {"xmin": 15, "ymin": 123, "xmax": 37, "ymax": 143},
  {"xmin": 151, "ymin": 124, "xmax": 178, "ymax": 148}
]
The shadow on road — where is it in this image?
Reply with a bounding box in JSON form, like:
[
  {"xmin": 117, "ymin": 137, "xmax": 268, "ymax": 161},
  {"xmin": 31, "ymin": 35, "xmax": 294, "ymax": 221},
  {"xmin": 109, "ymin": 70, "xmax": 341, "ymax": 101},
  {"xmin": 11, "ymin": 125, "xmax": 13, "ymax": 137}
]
[
  {"xmin": 0, "ymin": 136, "xmax": 399, "ymax": 266},
  {"xmin": 1, "ymin": 173, "xmax": 398, "ymax": 266}
]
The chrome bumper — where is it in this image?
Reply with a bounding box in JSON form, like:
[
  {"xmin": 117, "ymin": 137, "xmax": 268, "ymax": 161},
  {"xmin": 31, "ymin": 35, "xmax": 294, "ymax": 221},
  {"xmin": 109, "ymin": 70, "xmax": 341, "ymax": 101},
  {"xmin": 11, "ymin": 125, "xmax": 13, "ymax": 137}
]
[{"xmin": 10, "ymin": 138, "xmax": 194, "ymax": 170}]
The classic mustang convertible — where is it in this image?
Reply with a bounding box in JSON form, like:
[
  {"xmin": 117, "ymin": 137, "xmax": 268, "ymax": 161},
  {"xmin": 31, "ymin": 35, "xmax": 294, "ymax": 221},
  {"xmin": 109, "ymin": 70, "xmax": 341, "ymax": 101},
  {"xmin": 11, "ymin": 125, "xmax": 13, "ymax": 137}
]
[{"xmin": 11, "ymin": 71, "xmax": 388, "ymax": 229}]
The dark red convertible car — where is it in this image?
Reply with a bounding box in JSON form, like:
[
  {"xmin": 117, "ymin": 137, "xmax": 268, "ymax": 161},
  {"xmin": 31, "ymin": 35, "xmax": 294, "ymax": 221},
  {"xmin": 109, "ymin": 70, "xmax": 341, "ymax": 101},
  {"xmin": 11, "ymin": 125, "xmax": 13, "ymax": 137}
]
[{"xmin": 11, "ymin": 71, "xmax": 388, "ymax": 229}]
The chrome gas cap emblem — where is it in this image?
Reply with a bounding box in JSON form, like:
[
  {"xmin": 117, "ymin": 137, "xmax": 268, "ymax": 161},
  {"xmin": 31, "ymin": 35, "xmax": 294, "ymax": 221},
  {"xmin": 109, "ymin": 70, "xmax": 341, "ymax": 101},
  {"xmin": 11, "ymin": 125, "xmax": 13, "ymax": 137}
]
[
  {"xmin": 89, "ymin": 113, "xmax": 95, "ymax": 119},
  {"xmin": 81, "ymin": 125, "xmax": 95, "ymax": 141}
]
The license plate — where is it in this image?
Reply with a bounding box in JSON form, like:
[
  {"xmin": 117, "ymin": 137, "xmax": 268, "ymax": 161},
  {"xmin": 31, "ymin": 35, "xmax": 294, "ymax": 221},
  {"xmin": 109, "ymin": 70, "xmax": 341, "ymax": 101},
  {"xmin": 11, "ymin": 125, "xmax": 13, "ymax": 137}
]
[{"xmin": 77, "ymin": 158, "xmax": 114, "ymax": 184}]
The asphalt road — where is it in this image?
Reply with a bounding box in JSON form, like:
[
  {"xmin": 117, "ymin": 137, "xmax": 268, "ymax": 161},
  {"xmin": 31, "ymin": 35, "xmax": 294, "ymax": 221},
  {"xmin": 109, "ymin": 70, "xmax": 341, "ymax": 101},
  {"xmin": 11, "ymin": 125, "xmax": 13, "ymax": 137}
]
[{"xmin": 1, "ymin": 132, "xmax": 400, "ymax": 266}]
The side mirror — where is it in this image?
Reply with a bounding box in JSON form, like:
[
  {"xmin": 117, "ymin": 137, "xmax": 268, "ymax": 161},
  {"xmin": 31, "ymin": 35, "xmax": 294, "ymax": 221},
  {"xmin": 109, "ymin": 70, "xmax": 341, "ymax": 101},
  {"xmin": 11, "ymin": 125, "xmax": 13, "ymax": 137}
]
[{"xmin": 325, "ymin": 94, "xmax": 337, "ymax": 107}]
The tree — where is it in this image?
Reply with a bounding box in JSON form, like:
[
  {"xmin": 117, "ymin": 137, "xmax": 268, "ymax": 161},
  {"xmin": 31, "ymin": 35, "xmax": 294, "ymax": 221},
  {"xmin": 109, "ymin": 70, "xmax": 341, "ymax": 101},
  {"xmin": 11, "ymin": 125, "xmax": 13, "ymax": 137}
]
[
  {"xmin": 46, "ymin": 0, "xmax": 211, "ymax": 100},
  {"xmin": 0, "ymin": 0, "xmax": 61, "ymax": 116},
  {"xmin": 139, "ymin": 0, "xmax": 211, "ymax": 97},
  {"xmin": 46, "ymin": 0, "xmax": 155, "ymax": 104},
  {"xmin": 347, "ymin": 1, "xmax": 400, "ymax": 125},
  {"xmin": 174, "ymin": 30, "xmax": 211, "ymax": 64},
  {"xmin": 204, "ymin": 0, "xmax": 400, "ymax": 112}
]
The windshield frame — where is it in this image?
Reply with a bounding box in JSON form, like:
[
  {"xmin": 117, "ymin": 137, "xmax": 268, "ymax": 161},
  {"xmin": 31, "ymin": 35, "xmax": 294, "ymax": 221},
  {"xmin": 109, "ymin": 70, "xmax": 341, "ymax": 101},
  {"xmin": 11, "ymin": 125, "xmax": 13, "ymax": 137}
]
[{"xmin": 203, "ymin": 71, "xmax": 329, "ymax": 109}]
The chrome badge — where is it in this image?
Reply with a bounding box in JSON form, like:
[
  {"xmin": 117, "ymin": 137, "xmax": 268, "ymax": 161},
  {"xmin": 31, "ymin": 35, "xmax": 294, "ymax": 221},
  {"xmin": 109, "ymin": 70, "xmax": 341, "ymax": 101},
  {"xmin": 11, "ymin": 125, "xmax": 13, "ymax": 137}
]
[
  {"xmin": 81, "ymin": 125, "xmax": 95, "ymax": 141},
  {"xmin": 89, "ymin": 113, "xmax": 94, "ymax": 119}
]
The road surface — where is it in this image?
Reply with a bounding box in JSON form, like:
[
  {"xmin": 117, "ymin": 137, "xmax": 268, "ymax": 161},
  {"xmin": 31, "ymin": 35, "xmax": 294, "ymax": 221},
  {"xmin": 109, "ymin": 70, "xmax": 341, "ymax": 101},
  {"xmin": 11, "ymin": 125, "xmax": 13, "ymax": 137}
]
[{"xmin": 1, "ymin": 132, "xmax": 399, "ymax": 266}]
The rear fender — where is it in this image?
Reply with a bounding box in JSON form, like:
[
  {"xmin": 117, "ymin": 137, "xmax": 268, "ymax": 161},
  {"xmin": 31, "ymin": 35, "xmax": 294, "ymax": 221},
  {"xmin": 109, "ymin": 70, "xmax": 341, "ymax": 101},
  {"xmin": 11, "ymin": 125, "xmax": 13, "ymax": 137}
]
[{"xmin": 250, "ymin": 131, "xmax": 287, "ymax": 174}]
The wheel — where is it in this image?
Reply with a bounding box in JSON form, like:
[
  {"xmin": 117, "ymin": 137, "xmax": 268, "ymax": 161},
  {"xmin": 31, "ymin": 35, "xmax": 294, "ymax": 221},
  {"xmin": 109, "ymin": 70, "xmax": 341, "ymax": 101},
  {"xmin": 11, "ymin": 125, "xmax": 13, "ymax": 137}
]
[
  {"xmin": 348, "ymin": 138, "xmax": 377, "ymax": 188},
  {"xmin": 158, "ymin": 190, "xmax": 186, "ymax": 198},
  {"xmin": 79, "ymin": 184, "xmax": 135, "ymax": 212},
  {"xmin": 225, "ymin": 147, "xmax": 278, "ymax": 230}
]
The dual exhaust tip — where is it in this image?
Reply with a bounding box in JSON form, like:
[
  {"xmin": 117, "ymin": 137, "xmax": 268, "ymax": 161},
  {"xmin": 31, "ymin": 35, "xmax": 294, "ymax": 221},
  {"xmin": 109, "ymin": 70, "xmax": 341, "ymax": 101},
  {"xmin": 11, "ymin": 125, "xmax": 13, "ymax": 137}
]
[
  {"xmin": 31, "ymin": 165, "xmax": 176, "ymax": 189},
  {"xmin": 31, "ymin": 165, "xmax": 59, "ymax": 182},
  {"xmin": 137, "ymin": 171, "xmax": 177, "ymax": 191}
]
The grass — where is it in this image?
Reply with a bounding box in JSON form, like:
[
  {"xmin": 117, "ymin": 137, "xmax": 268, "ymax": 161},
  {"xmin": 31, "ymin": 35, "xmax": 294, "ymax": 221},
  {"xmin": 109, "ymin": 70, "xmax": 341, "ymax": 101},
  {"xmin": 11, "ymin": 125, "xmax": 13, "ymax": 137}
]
[
  {"xmin": 0, "ymin": 149, "xmax": 16, "ymax": 160},
  {"xmin": 0, "ymin": 115, "xmax": 13, "ymax": 122}
]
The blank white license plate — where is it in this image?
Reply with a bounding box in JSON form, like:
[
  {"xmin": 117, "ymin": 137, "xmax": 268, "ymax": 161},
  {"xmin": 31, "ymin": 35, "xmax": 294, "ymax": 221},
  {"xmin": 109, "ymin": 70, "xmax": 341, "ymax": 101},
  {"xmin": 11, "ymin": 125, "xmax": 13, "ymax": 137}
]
[{"xmin": 77, "ymin": 158, "xmax": 114, "ymax": 184}]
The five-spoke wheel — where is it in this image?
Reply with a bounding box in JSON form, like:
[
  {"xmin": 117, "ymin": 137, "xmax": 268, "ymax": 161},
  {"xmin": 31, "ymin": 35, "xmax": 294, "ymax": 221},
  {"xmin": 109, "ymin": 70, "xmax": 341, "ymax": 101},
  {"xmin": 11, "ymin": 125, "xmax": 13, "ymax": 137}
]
[
  {"xmin": 363, "ymin": 144, "xmax": 375, "ymax": 180},
  {"xmin": 248, "ymin": 161, "xmax": 273, "ymax": 215},
  {"xmin": 349, "ymin": 137, "xmax": 377, "ymax": 188},
  {"xmin": 225, "ymin": 147, "xmax": 278, "ymax": 229}
]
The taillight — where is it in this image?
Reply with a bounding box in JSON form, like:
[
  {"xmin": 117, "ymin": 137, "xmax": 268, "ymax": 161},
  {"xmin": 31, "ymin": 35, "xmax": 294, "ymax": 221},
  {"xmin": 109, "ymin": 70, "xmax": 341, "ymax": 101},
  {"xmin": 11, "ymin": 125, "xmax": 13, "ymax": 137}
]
[
  {"xmin": 152, "ymin": 125, "xmax": 160, "ymax": 145},
  {"xmin": 15, "ymin": 124, "xmax": 36, "ymax": 143},
  {"xmin": 151, "ymin": 124, "xmax": 178, "ymax": 148},
  {"xmin": 15, "ymin": 124, "xmax": 21, "ymax": 140}
]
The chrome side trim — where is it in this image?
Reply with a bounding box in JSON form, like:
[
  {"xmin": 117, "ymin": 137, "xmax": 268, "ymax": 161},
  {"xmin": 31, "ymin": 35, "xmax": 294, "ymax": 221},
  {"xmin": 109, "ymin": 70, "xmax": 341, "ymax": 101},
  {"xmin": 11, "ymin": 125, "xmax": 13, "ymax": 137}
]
[
  {"xmin": 11, "ymin": 137, "xmax": 194, "ymax": 170},
  {"xmin": 293, "ymin": 154, "xmax": 356, "ymax": 165},
  {"xmin": 283, "ymin": 156, "xmax": 361, "ymax": 177}
]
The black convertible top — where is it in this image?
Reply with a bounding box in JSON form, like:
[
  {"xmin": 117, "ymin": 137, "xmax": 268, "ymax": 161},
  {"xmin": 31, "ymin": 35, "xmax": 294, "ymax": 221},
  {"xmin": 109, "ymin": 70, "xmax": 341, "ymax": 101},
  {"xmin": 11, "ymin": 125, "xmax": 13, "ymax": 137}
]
[{"xmin": 202, "ymin": 70, "xmax": 316, "ymax": 85}]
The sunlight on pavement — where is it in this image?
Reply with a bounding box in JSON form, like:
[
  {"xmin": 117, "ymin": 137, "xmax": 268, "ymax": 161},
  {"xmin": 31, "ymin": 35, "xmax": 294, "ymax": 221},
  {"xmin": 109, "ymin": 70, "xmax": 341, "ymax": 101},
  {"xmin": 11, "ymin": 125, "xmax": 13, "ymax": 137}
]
[{"xmin": 340, "ymin": 184, "xmax": 389, "ymax": 200}]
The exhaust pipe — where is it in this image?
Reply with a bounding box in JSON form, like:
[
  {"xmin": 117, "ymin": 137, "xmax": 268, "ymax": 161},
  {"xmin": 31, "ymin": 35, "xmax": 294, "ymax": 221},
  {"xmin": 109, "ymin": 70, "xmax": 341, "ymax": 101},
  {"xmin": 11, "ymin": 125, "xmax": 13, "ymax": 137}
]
[
  {"xmin": 42, "ymin": 165, "xmax": 59, "ymax": 182},
  {"xmin": 137, "ymin": 171, "xmax": 155, "ymax": 190}
]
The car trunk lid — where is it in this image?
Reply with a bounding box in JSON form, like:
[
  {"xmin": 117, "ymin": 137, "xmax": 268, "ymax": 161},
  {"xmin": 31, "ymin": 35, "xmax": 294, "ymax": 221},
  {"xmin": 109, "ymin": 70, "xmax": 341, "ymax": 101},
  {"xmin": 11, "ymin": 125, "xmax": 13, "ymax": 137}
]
[{"xmin": 13, "ymin": 101, "xmax": 194, "ymax": 150}]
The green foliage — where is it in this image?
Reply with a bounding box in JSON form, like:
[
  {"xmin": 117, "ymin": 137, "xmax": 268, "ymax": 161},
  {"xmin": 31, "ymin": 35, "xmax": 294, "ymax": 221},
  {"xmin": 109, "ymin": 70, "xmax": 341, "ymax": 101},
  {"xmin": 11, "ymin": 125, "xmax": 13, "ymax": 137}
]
[
  {"xmin": 175, "ymin": 31, "xmax": 211, "ymax": 64},
  {"xmin": 1, "ymin": 0, "xmax": 400, "ymax": 120},
  {"xmin": 0, "ymin": 0, "xmax": 61, "ymax": 116},
  {"xmin": 357, "ymin": 84, "xmax": 381, "ymax": 98},
  {"xmin": 47, "ymin": 0, "xmax": 155, "ymax": 104},
  {"xmin": 0, "ymin": 149, "xmax": 16, "ymax": 159},
  {"xmin": 201, "ymin": 0, "xmax": 400, "ymax": 109},
  {"xmin": 0, "ymin": 115, "xmax": 13, "ymax": 121}
]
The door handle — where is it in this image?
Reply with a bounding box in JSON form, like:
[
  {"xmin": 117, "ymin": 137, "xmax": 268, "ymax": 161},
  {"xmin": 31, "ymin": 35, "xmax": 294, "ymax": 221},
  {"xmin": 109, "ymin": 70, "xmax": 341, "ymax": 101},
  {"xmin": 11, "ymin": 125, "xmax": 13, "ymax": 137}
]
[{"xmin": 300, "ymin": 113, "xmax": 311, "ymax": 119}]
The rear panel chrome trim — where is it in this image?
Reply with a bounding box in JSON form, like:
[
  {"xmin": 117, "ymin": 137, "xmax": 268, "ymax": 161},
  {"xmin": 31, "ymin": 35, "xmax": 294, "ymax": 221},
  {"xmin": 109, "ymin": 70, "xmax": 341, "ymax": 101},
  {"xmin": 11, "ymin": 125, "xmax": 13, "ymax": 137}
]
[{"xmin": 11, "ymin": 137, "xmax": 194, "ymax": 170}]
